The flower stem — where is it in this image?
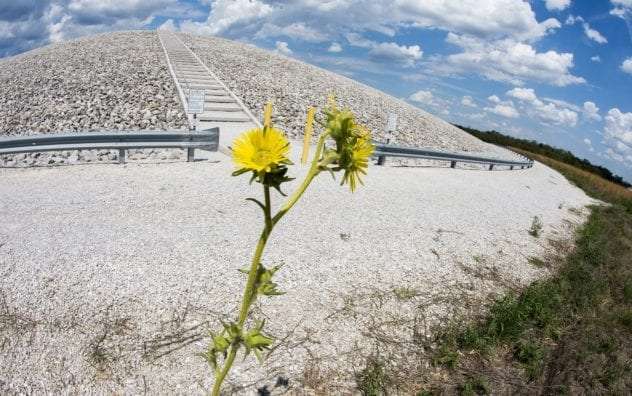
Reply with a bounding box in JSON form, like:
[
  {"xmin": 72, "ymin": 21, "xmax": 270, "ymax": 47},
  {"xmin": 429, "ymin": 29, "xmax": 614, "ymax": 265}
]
[
  {"xmin": 211, "ymin": 133, "xmax": 329, "ymax": 395},
  {"xmin": 211, "ymin": 345, "xmax": 237, "ymax": 396},
  {"xmin": 272, "ymin": 132, "xmax": 329, "ymax": 226}
]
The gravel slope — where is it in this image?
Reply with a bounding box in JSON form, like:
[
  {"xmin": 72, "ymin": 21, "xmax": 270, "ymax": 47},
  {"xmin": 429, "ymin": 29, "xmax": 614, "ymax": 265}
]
[
  {"xmin": 0, "ymin": 31, "xmax": 186, "ymax": 136},
  {"xmin": 0, "ymin": 155, "xmax": 596, "ymax": 394},
  {"xmin": 180, "ymin": 33, "xmax": 515, "ymax": 160}
]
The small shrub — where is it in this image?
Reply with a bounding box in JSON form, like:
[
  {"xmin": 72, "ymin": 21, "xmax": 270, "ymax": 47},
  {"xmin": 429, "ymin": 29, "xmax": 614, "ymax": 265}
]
[
  {"xmin": 432, "ymin": 344, "xmax": 459, "ymax": 369},
  {"xmin": 623, "ymin": 278, "xmax": 632, "ymax": 304},
  {"xmin": 514, "ymin": 340, "xmax": 545, "ymax": 380},
  {"xmin": 393, "ymin": 286, "xmax": 417, "ymax": 301},
  {"xmin": 357, "ymin": 357, "xmax": 388, "ymax": 396},
  {"xmin": 529, "ymin": 216, "xmax": 543, "ymax": 237},
  {"xmin": 528, "ymin": 256, "xmax": 546, "ymax": 268},
  {"xmin": 458, "ymin": 376, "xmax": 490, "ymax": 395}
]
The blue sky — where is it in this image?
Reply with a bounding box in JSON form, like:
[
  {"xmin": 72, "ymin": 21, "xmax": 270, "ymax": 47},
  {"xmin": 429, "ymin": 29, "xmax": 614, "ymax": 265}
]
[{"xmin": 1, "ymin": 0, "xmax": 632, "ymax": 182}]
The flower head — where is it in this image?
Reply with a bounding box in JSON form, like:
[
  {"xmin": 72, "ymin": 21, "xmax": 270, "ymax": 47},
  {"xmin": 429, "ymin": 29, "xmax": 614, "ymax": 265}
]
[
  {"xmin": 322, "ymin": 98, "xmax": 375, "ymax": 192},
  {"xmin": 341, "ymin": 137, "xmax": 374, "ymax": 192},
  {"xmin": 232, "ymin": 127, "xmax": 291, "ymax": 175}
]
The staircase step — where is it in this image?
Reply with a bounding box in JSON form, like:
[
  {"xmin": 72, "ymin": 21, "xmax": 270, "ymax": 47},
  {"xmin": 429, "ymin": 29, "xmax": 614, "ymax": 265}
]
[
  {"xmin": 198, "ymin": 115, "xmax": 252, "ymax": 122},
  {"xmin": 204, "ymin": 106, "xmax": 243, "ymax": 112},
  {"xmin": 205, "ymin": 96, "xmax": 237, "ymax": 103}
]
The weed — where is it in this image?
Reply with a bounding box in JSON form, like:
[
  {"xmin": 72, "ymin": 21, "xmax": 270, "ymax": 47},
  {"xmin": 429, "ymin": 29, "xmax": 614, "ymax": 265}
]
[
  {"xmin": 623, "ymin": 278, "xmax": 632, "ymax": 304},
  {"xmin": 529, "ymin": 216, "xmax": 543, "ymax": 237},
  {"xmin": 356, "ymin": 357, "xmax": 388, "ymax": 396},
  {"xmin": 513, "ymin": 340, "xmax": 545, "ymax": 380},
  {"xmin": 393, "ymin": 286, "xmax": 417, "ymax": 301},
  {"xmin": 527, "ymin": 256, "xmax": 546, "ymax": 268},
  {"xmin": 458, "ymin": 376, "xmax": 489, "ymax": 395},
  {"xmin": 432, "ymin": 343, "xmax": 459, "ymax": 369}
]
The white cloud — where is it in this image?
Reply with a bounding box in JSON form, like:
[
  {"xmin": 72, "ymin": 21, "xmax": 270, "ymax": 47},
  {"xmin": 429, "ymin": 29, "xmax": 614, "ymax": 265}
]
[
  {"xmin": 409, "ymin": 90, "xmax": 434, "ymax": 105},
  {"xmin": 505, "ymin": 87, "xmax": 579, "ymax": 127},
  {"xmin": 506, "ymin": 87, "xmax": 537, "ymax": 102},
  {"xmin": 612, "ymin": 0, "xmax": 632, "ymax": 8},
  {"xmin": 368, "ymin": 42, "xmax": 422, "ymax": 67},
  {"xmin": 395, "ymin": 0, "xmax": 561, "ymax": 41},
  {"xmin": 485, "ymin": 102, "xmax": 519, "ymax": 118},
  {"xmin": 544, "ymin": 0, "xmax": 571, "ymax": 11},
  {"xmin": 591, "ymin": 55, "xmax": 601, "ymax": 62},
  {"xmin": 344, "ymin": 33, "xmax": 422, "ymax": 66},
  {"xmin": 442, "ymin": 33, "xmax": 584, "ymax": 86},
  {"xmin": 488, "ymin": 95, "xmax": 501, "ymax": 103},
  {"xmin": 274, "ymin": 40, "xmax": 292, "ymax": 56},
  {"xmin": 255, "ymin": 22, "xmax": 328, "ymax": 42},
  {"xmin": 328, "ymin": 42, "xmax": 342, "ymax": 53},
  {"xmin": 182, "ymin": 0, "xmax": 272, "ymax": 36},
  {"xmin": 158, "ymin": 18, "xmax": 177, "ymax": 31},
  {"xmin": 622, "ymin": 57, "xmax": 632, "ymax": 74},
  {"xmin": 566, "ymin": 15, "xmax": 608, "ymax": 44},
  {"xmin": 535, "ymin": 101, "xmax": 578, "ymax": 126},
  {"xmin": 583, "ymin": 138, "xmax": 595, "ymax": 151},
  {"xmin": 603, "ymin": 108, "xmax": 632, "ymax": 165},
  {"xmin": 583, "ymin": 101, "xmax": 602, "ymax": 121},
  {"xmin": 461, "ymin": 95, "xmax": 477, "ymax": 107},
  {"xmin": 583, "ymin": 24, "xmax": 608, "ymax": 44}
]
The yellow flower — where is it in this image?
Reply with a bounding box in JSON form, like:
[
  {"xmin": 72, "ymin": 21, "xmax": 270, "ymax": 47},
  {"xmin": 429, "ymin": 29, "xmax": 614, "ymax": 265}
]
[
  {"xmin": 232, "ymin": 127, "xmax": 291, "ymax": 174},
  {"xmin": 342, "ymin": 137, "xmax": 374, "ymax": 192}
]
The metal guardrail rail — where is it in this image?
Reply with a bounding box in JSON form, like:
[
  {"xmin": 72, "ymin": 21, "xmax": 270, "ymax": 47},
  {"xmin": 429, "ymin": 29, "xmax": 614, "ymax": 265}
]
[
  {"xmin": 0, "ymin": 129, "xmax": 219, "ymax": 163},
  {"xmin": 373, "ymin": 142, "xmax": 534, "ymax": 170}
]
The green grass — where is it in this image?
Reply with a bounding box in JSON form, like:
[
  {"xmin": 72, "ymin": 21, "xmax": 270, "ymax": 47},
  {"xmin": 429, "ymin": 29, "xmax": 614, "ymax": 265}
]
[
  {"xmin": 427, "ymin": 149, "xmax": 632, "ymax": 392},
  {"xmin": 355, "ymin": 150, "xmax": 632, "ymax": 394}
]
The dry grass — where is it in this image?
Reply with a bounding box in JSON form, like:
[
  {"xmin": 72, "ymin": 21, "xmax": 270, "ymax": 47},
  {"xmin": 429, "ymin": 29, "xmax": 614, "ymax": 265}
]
[{"xmin": 513, "ymin": 148, "xmax": 632, "ymax": 206}]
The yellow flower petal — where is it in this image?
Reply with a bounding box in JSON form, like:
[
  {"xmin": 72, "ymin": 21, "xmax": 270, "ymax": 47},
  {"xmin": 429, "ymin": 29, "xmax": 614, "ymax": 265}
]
[{"xmin": 232, "ymin": 127, "xmax": 290, "ymax": 174}]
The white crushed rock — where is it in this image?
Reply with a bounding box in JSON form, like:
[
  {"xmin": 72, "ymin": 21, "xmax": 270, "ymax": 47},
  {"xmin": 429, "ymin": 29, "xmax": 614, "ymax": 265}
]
[
  {"xmin": 0, "ymin": 154, "xmax": 597, "ymax": 394},
  {"xmin": 180, "ymin": 33, "xmax": 518, "ymax": 162},
  {"xmin": 0, "ymin": 31, "xmax": 188, "ymax": 167}
]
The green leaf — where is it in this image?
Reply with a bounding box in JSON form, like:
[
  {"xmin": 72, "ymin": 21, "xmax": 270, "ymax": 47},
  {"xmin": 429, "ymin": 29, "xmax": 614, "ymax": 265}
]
[{"xmin": 245, "ymin": 198, "xmax": 266, "ymax": 212}]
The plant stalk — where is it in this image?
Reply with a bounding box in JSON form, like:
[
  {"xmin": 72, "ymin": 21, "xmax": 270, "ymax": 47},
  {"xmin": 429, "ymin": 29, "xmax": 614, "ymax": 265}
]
[{"xmin": 211, "ymin": 133, "xmax": 329, "ymax": 395}]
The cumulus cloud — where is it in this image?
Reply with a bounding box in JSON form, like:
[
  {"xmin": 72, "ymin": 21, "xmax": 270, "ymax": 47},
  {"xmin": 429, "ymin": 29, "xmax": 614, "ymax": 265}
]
[
  {"xmin": 507, "ymin": 87, "xmax": 537, "ymax": 102},
  {"xmin": 328, "ymin": 42, "xmax": 342, "ymax": 53},
  {"xmin": 486, "ymin": 102, "xmax": 520, "ymax": 118},
  {"xmin": 274, "ymin": 40, "xmax": 292, "ymax": 56},
  {"xmin": 344, "ymin": 33, "xmax": 422, "ymax": 67},
  {"xmin": 622, "ymin": 57, "xmax": 632, "ymax": 74},
  {"xmin": 461, "ymin": 96, "xmax": 476, "ymax": 107},
  {"xmin": 488, "ymin": 95, "xmax": 501, "ymax": 103},
  {"xmin": 591, "ymin": 55, "xmax": 601, "ymax": 62},
  {"xmin": 0, "ymin": 0, "xmax": 195, "ymax": 57},
  {"xmin": 442, "ymin": 33, "xmax": 584, "ymax": 86},
  {"xmin": 603, "ymin": 108, "xmax": 632, "ymax": 165},
  {"xmin": 544, "ymin": 0, "xmax": 571, "ymax": 11},
  {"xmin": 255, "ymin": 22, "xmax": 328, "ymax": 42},
  {"xmin": 583, "ymin": 101, "xmax": 602, "ymax": 121},
  {"xmin": 181, "ymin": 0, "xmax": 272, "ymax": 36},
  {"xmin": 409, "ymin": 90, "xmax": 434, "ymax": 105},
  {"xmin": 368, "ymin": 42, "xmax": 422, "ymax": 67},
  {"xmin": 505, "ymin": 87, "xmax": 579, "ymax": 127}
]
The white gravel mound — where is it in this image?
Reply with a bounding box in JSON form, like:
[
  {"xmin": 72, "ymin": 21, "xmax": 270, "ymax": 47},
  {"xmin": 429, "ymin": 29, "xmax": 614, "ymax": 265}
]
[
  {"xmin": 0, "ymin": 31, "xmax": 187, "ymax": 136},
  {"xmin": 0, "ymin": 155, "xmax": 596, "ymax": 394},
  {"xmin": 180, "ymin": 33, "xmax": 515, "ymax": 160}
]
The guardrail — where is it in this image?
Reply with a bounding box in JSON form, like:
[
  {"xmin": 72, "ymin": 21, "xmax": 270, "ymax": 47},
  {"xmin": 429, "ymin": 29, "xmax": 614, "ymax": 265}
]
[
  {"xmin": 0, "ymin": 129, "xmax": 219, "ymax": 164},
  {"xmin": 373, "ymin": 142, "xmax": 534, "ymax": 170}
]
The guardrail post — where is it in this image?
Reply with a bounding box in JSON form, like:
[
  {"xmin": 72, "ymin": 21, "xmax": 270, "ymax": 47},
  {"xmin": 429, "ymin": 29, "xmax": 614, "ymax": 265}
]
[
  {"xmin": 118, "ymin": 149, "xmax": 126, "ymax": 164},
  {"xmin": 488, "ymin": 164, "xmax": 494, "ymax": 171},
  {"xmin": 187, "ymin": 148, "xmax": 195, "ymax": 162},
  {"xmin": 450, "ymin": 160, "xmax": 456, "ymax": 168},
  {"xmin": 510, "ymin": 165, "xmax": 514, "ymax": 170}
]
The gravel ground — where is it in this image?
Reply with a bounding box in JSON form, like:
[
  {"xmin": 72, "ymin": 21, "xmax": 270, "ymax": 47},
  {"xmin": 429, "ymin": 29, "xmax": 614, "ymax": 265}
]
[
  {"xmin": 180, "ymin": 33, "xmax": 517, "ymax": 161},
  {"xmin": 0, "ymin": 154, "xmax": 597, "ymax": 394},
  {"xmin": 0, "ymin": 31, "xmax": 187, "ymax": 167}
]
